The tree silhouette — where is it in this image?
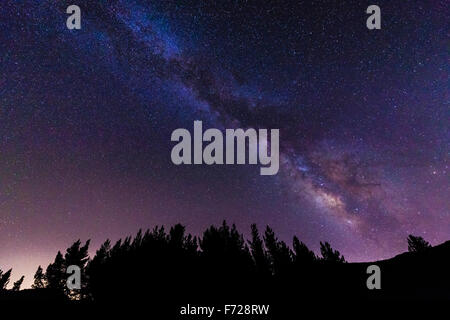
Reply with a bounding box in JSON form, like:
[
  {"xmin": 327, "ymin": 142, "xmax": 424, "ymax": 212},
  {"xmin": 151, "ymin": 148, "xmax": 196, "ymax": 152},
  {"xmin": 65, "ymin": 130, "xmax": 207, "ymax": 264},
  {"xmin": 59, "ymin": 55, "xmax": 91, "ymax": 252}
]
[
  {"xmin": 32, "ymin": 265, "xmax": 46, "ymax": 289},
  {"xmin": 200, "ymin": 221, "xmax": 253, "ymax": 277},
  {"xmin": 85, "ymin": 239, "xmax": 111, "ymax": 301},
  {"xmin": 64, "ymin": 239, "xmax": 90, "ymax": 298},
  {"xmin": 12, "ymin": 276, "xmax": 24, "ymax": 291},
  {"xmin": 264, "ymin": 226, "xmax": 293, "ymax": 275},
  {"xmin": 293, "ymin": 236, "xmax": 316, "ymax": 266},
  {"xmin": 319, "ymin": 241, "xmax": 346, "ymax": 263},
  {"xmin": 248, "ymin": 224, "xmax": 270, "ymax": 277},
  {"xmin": 45, "ymin": 251, "xmax": 66, "ymax": 292},
  {"xmin": 3, "ymin": 222, "xmax": 450, "ymax": 308},
  {"xmin": 0, "ymin": 269, "xmax": 12, "ymax": 290},
  {"xmin": 407, "ymin": 235, "xmax": 431, "ymax": 253}
]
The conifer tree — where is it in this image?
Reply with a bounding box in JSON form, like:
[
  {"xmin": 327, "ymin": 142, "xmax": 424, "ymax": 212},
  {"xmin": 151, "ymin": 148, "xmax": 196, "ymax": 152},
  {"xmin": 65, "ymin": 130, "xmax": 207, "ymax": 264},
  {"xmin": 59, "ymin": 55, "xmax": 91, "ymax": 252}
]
[
  {"xmin": 32, "ymin": 265, "xmax": 46, "ymax": 289},
  {"xmin": 293, "ymin": 236, "xmax": 316, "ymax": 264},
  {"xmin": 248, "ymin": 224, "xmax": 270, "ymax": 276},
  {"xmin": 319, "ymin": 241, "xmax": 345, "ymax": 263},
  {"xmin": 407, "ymin": 235, "xmax": 431, "ymax": 253},
  {"xmin": 45, "ymin": 251, "xmax": 66, "ymax": 291},
  {"xmin": 0, "ymin": 269, "xmax": 12, "ymax": 290},
  {"xmin": 264, "ymin": 227, "xmax": 292, "ymax": 275},
  {"xmin": 64, "ymin": 239, "xmax": 90, "ymax": 298},
  {"xmin": 12, "ymin": 276, "xmax": 24, "ymax": 291}
]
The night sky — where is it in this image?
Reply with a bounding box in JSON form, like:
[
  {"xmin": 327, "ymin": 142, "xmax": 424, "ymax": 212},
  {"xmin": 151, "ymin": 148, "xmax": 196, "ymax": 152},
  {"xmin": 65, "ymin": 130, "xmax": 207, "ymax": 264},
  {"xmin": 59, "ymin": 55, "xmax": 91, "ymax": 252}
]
[{"xmin": 0, "ymin": 0, "xmax": 448, "ymax": 288}]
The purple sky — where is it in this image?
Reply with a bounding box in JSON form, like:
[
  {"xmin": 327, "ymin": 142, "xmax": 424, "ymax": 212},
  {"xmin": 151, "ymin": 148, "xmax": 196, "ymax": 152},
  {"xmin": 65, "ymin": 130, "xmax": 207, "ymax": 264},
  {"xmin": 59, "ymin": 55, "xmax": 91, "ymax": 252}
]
[{"xmin": 0, "ymin": 0, "xmax": 448, "ymax": 288}]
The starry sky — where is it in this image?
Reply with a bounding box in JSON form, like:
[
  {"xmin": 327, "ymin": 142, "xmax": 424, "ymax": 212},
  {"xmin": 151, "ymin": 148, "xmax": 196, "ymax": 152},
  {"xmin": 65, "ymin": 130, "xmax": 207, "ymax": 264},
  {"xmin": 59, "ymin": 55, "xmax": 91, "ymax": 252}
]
[{"xmin": 0, "ymin": 0, "xmax": 448, "ymax": 288}]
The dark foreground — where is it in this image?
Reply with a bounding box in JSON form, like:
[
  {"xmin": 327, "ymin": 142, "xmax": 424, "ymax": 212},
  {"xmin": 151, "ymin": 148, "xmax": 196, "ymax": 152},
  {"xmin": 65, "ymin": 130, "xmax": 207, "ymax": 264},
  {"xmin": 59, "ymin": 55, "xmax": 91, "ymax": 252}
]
[{"xmin": 1, "ymin": 224, "xmax": 449, "ymax": 317}]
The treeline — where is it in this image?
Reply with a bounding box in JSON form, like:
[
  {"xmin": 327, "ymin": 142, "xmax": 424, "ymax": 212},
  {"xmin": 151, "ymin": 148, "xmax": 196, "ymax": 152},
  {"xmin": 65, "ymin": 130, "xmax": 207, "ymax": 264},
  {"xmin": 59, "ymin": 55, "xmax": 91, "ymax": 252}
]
[
  {"xmin": 25, "ymin": 222, "xmax": 350, "ymax": 301},
  {"xmin": 0, "ymin": 269, "xmax": 24, "ymax": 292},
  {"xmin": 1, "ymin": 222, "xmax": 433, "ymax": 306}
]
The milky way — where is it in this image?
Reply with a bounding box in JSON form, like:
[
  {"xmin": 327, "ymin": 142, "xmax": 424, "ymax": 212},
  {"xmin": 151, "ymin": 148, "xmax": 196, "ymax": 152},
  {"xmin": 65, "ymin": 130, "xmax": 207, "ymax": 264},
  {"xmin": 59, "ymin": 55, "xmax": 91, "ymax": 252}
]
[{"xmin": 0, "ymin": 0, "xmax": 448, "ymax": 287}]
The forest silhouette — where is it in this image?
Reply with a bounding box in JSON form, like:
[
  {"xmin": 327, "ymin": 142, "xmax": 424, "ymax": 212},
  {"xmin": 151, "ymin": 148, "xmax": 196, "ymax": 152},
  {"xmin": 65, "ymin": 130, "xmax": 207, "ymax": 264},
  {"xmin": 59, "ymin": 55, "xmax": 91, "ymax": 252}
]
[{"xmin": 1, "ymin": 222, "xmax": 449, "ymax": 314}]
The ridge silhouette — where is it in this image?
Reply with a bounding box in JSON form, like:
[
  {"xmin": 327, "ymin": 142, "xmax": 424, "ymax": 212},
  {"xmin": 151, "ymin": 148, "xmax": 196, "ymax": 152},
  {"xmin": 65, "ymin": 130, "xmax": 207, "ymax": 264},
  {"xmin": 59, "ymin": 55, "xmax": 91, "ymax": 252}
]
[{"xmin": 1, "ymin": 222, "xmax": 449, "ymax": 315}]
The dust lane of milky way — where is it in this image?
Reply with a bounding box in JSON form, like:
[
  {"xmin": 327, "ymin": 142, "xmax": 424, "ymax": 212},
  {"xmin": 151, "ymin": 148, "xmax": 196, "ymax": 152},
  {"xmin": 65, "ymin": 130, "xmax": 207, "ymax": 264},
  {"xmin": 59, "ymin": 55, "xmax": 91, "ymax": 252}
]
[{"xmin": 0, "ymin": 0, "xmax": 448, "ymax": 288}]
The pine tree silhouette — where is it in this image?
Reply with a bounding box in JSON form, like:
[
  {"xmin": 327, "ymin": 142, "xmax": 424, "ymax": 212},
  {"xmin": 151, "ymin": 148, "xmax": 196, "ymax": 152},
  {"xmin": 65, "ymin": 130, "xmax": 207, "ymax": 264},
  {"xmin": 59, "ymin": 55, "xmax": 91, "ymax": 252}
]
[
  {"xmin": 0, "ymin": 269, "xmax": 12, "ymax": 290},
  {"xmin": 12, "ymin": 222, "xmax": 450, "ymax": 309},
  {"xmin": 264, "ymin": 226, "xmax": 293, "ymax": 275},
  {"xmin": 12, "ymin": 276, "xmax": 24, "ymax": 291},
  {"xmin": 32, "ymin": 265, "xmax": 46, "ymax": 289},
  {"xmin": 248, "ymin": 224, "xmax": 270, "ymax": 277},
  {"xmin": 45, "ymin": 251, "xmax": 66, "ymax": 292},
  {"xmin": 407, "ymin": 235, "xmax": 431, "ymax": 253},
  {"xmin": 319, "ymin": 241, "xmax": 346, "ymax": 263},
  {"xmin": 293, "ymin": 236, "xmax": 316, "ymax": 266},
  {"xmin": 64, "ymin": 239, "xmax": 90, "ymax": 299},
  {"xmin": 85, "ymin": 239, "xmax": 111, "ymax": 300}
]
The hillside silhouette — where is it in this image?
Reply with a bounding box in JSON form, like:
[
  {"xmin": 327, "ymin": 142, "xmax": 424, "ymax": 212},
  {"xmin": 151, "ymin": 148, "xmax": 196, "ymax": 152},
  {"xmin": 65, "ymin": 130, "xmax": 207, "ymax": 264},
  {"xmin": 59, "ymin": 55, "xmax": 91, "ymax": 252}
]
[{"xmin": 1, "ymin": 222, "xmax": 449, "ymax": 315}]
